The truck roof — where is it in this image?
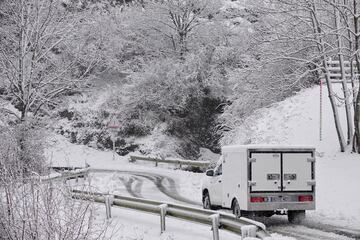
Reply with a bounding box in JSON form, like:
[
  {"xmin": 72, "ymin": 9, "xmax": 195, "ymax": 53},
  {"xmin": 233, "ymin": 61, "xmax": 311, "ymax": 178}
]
[{"xmin": 222, "ymin": 144, "xmax": 315, "ymax": 153}]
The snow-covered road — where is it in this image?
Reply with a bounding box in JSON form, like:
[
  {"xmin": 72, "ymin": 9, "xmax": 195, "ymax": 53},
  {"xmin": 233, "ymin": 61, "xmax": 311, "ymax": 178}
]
[
  {"xmin": 86, "ymin": 169, "xmax": 360, "ymax": 240},
  {"xmin": 49, "ymin": 84, "xmax": 360, "ymax": 240},
  {"xmin": 89, "ymin": 169, "xmax": 200, "ymax": 206}
]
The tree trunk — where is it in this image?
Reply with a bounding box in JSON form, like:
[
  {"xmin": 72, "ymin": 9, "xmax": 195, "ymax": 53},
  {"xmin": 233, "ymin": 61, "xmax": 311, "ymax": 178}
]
[
  {"xmin": 334, "ymin": 1, "xmax": 354, "ymax": 145},
  {"xmin": 352, "ymin": 0, "xmax": 360, "ymax": 153},
  {"xmin": 323, "ymin": 60, "xmax": 347, "ymax": 152},
  {"xmin": 310, "ymin": 0, "xmax": 346, "ymax": 152},
  {"xmin": 355, "ymin": 90, "xmax": 360, "ymax": 153}
]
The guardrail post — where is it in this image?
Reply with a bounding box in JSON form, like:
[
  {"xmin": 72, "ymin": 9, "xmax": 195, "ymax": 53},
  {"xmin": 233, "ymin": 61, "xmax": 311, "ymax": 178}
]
[
  {"xmin": 129, "ymin": 156, "xmax": 136, "ymax": 163},
  {"xmin": 159, "ymin": 204, "xmax": 168, "ymax": 233},
  {"xmin": 155, "ymin": 159, "xmax": 158, "ymax": 167},
  {"xmin": 105, "ymin": 195, "xmax": 114, "ymax": 219},
  {"xmin": 241, "ymin": 225, "xmax": 257, "ymax": 238},
  {"xmin": 209, "ymin": 214, "xmax": 220, "ymax": 240}
]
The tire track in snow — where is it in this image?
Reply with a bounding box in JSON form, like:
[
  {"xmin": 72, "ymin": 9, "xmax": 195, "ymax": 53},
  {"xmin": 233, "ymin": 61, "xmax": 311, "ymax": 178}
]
[
  {"xmin": 269, "ymin": 225, "xmax": 356, "ymax": 240},
  {"xmin": 90, "ymin": 169, "xmax": 358, "ymax": 240},
  {"xmin": 262, "ymin": 216, "xmax": 360, "ymax": 239},
  {"xmin": 300, "ymin": 222, "xmax": 360, "ymax": 240},
  {"xmin": 132, "ymin": 173, "xmax": 201, "ymax": 206},
  {"xmin": 118, "ymin": 176, "xmax": 143, "ymax": 198},
  {"xmin": 91, "ymin": 169, "xmax": 200, "ymax": 205}
]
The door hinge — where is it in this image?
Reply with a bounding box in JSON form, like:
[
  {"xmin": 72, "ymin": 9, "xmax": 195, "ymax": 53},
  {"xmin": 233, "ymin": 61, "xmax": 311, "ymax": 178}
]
[
  {"xmin": 249, "ymin": 158, "xmax": 256, "ymax": 163},
  {"xmin": 248, "ymin": 181, "xmax": 256, "ymax": 187},
  {"xmin": 307, "ymin": 180, "xmax": 316, "ymax": 186},
  {"xmin": 307, "ymin": 157, "xmax": 316, "ymax": 163}
]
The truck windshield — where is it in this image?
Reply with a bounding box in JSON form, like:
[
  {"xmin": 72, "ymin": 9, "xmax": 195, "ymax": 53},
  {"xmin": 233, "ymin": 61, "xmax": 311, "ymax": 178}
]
[{"xmin": 214, "ymin": 164, "xmax": 222, "ymax": 176}]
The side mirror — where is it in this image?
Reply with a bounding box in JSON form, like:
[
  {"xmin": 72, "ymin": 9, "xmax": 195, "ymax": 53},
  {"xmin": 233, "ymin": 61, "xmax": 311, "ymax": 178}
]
[{"xmin": 206, "ymin": 169, "xmax": 214, "ymax": 176}]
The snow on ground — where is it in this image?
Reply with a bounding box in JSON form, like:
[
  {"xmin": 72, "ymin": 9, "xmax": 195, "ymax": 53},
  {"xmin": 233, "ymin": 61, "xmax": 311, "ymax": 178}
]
[
  {"xmin": 48, "ymin": 136, "xmax": 294, "ymax": 239},
  {"xmin": 132, "ymin": 123, "xmax": 184, "ymax": 159},
  {"xmin": 46, "ymin": 134, "xmax": 128, "ymax": 168},
  {"xmin": 47, "ymin": 134, "xmax": 204, "ymax": 203},
  {"xmin": 223, "ymin": 84, "xmax": 360, "ymax": 230},
  {"xmin": 94, "ymin": 204, "xmax": 293, "ymax": 240},
  {"xmin": 48, "ymin": 135, "xmax": 296, "ymax": 239},
  {"xmin": 47, "ymin": 83, "xmax": 360, "ymax": 238}
]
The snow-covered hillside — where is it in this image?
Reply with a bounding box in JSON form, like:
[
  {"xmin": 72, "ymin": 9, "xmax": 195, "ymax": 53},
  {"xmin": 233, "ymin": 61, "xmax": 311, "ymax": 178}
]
[
  {"xmin": 223, "ymin": 84, "xmax": 360, "ymax": 229},
  {"xmin": 47, "ymin": 84, "xmax": 360, "ymax": 240}
]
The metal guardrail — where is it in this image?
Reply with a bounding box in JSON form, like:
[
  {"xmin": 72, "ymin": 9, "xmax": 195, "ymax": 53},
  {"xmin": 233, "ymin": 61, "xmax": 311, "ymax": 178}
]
[
  {"xmin": 71, "ymin": 189, "xmax": 271, "ymax": 240},
  {"xmin": 47, "ymin": 169, "xmax": 271, "ymax": 239},
  {"xmin": 42, "ymin": 168, "xmax": 89, "ymax": 182},
  {"xmin": 129, "ymin": 155, "xmax": 210, "ymax": 168},
  {"xmin": 51, "ymin": 166, "xmax": 85, "ymax": 171}
]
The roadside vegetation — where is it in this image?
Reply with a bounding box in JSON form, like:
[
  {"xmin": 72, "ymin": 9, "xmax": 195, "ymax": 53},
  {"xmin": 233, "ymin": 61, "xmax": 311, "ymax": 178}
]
[
  {"xmin": 1, "ymin": 0, "xmax": 317, "ymax": 160},
  {"xmin": 0, "ymin": 0, "xmax": 357, "ymax": 171}
]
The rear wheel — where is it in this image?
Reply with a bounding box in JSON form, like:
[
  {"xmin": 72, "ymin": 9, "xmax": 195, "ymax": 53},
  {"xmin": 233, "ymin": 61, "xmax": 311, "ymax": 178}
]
[
  {"xmin": 288, "ymin": 210, "xmax": 306, "ymax": 224},
  {"xmin": 263, "ymin": 211, "xmax": 274, "ymax": 217},
  {"xmin": 203, "ymin": 192, "xmax": 213, "ymax": 210},
  {"xmin": 232, "ymin": 199, "xmax": 241, "ymax": 218}
]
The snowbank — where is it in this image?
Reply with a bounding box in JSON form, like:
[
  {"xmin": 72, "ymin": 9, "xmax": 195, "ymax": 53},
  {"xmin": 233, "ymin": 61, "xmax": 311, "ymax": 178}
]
[
  {"xmin": 224, "ymin": 84, "xmax": 360, "ymax": 229},
  {"xmin": 46, "ymin": 83, "xmax": 360, "ymax": 238}
]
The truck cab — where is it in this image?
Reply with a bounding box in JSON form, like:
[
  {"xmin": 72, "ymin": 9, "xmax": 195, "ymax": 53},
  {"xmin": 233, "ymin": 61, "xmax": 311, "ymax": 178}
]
[{"xmin": 202, "ymin": 145, "xmax": 316, "ymax": 223}]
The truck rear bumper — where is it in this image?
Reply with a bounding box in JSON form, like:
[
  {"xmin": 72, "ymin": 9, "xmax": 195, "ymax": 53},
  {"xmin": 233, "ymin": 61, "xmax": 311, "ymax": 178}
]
[
  {"xmin": 245, "ymin": 192, "xmax": 315, "ymax": 211},
  {"xmin": 247, "ymin": 201, "xmax": 315, "ymax": 211}
]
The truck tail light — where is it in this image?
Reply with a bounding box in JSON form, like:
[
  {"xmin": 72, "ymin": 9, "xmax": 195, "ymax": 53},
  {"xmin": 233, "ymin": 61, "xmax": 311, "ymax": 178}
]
[
  {"xmin": 298, "ymin": 195, "xmax": 313, "ymax": 202},
  {"xmin": 250, "ymin": 197, "xmax": 265, "ymax": 203}
]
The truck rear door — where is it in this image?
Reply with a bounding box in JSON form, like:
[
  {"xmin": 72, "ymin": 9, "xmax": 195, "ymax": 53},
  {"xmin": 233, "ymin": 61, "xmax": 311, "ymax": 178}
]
[
  {"xmin": 250, "ymin": 151, "xmax": 314, "ymax": 192},
  {"xmin": 282, "ymin": 153, "xmax": 313, "ymax": 191},
  {"xmin": 250, "ymin": 153, "xmax": 282, "ymax": 192}
]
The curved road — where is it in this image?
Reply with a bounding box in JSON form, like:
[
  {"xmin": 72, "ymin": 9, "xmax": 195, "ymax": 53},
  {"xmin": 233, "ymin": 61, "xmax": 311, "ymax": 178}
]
[{"xmin": 89, "ymin": 169, "xmax": 360, "ymax": 240}]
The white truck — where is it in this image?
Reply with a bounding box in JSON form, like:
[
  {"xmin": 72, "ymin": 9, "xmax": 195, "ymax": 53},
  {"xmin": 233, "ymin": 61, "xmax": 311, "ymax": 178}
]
[{"xmin": 202, "ymin": 145, "xmax": 316, "ymax": 223}]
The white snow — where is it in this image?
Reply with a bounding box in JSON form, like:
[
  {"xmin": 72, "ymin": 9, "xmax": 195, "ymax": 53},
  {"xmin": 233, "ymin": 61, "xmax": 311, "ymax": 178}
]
[
  {"xmin": 46, "ymin": 83, "xmax": 360, "ymax": 239},
  {"xmin": 46, "ymin": 134, "xmax": 128, "ymax": 168},
  {"xmin": 223, "ymin": 84, "xmax": 360, "ymax": 230},
  {"xmin": 221, "ymin": 0, "xmax": 246, "ymax": 11},
  {"xmin": 94, "ymin": 204, "xmax": 294, "ymax": 240},
  {"xmin": 133, "ymin": 123, "xmax": 184, "ymax": 159}
]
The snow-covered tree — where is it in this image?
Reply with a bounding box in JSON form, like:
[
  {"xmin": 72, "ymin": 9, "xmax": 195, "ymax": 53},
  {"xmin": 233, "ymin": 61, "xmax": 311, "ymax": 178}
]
[
  {"xmin": 228, "ymin": 0, "xmax": 360, "ymax": 153},
  {"xmin": 0, "ymin": 0, "xmax": 99, "ymax": 122},
  {"xmin": 129, "ymin": 0, "xmax": 224, "ymax": 58}
]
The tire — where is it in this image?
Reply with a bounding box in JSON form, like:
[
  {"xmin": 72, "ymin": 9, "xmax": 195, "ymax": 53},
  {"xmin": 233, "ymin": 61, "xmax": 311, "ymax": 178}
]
[
  {"xmin": 203, "ymin": 192, "xmax": 213, "ymax": 210},
  {"xmin": 288, "ymin": 210, "xmax": 306, "ymax": 224},
  {"xmin": 232, "ymin": 199, "xmax": 242, "ymax": 218},
  {"xmin": 263, "ymin": 211, "xmax": 274, "ymax": 218}
]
